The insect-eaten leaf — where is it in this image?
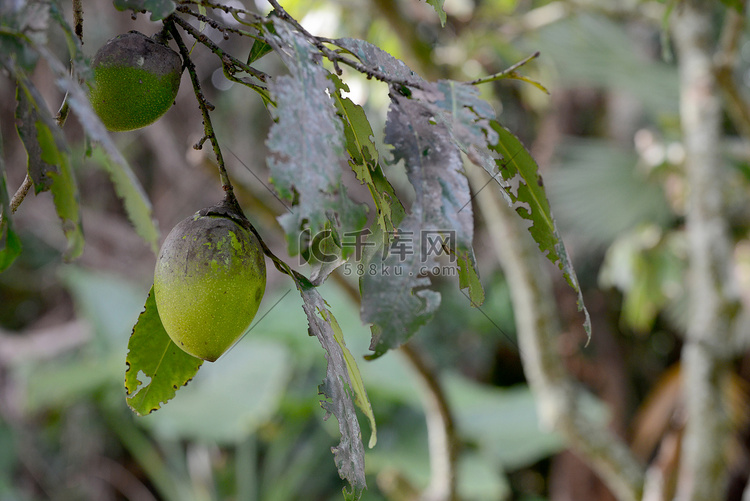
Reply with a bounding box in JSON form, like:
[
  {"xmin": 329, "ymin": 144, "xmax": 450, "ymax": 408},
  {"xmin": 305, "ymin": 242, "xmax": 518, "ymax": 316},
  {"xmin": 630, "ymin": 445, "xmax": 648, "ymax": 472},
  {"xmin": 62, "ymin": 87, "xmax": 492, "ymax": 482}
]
[
  {"xmin": 361, "ymin": 223, "xmax": 442, "ymax": 360},
  {"xmin": 361, "ymin": 88, "xmax": 484, "ymax": 358},
  {"xmin": 415, "ymin": 77, "xmax": 589, "ymax": 338},
  {"xmin": 489, "ymin": 122, "xmax": 590, "ymax": 337},
  {"xmin": 125, "ymin": 286, "xmax": 203, "ymax": 416},
  {"xmin": 298, "ymin": 284, "xmax": 369, "ymax": 498}
]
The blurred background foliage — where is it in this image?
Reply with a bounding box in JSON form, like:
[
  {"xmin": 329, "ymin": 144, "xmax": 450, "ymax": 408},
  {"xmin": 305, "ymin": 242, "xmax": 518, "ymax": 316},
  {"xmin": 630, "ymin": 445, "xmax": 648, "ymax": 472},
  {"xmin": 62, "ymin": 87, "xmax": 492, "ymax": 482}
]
[{"xmin": 3, "ymin": 0, "xmax": 750, "ymax": 500}]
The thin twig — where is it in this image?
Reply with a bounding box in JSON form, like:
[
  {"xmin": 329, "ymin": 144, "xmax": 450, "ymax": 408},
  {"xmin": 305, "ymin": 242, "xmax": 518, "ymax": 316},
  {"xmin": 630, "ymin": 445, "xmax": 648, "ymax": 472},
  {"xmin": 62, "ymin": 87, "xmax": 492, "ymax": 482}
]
[
  {"xmin": 72, "ymin": 0, "xmax": 83, "ymax": 43},
  {"xmin": 167, "ymin": 17, "xmax": 236, "ymax": 200},
  {"xmin": 175, "ymin": 5, "xmax": 259, "ymax": 41},
  {"xmin": 10, "ymin": 175, "xmax": 32, "ymax": 214},
  {"xmin": 171, "ymin": 14, "xmax": 269, "ymax": 83},
  {"xmin": 467, "ymin": 51, "xmax": 540, "ymax": 85},
  {"xmin": 267, "ymin": 0, "xmax": 425, "ymax": 90},
  {"xmin": 176, "ymin": 0, "xmax": 263, "ymax": 23}
]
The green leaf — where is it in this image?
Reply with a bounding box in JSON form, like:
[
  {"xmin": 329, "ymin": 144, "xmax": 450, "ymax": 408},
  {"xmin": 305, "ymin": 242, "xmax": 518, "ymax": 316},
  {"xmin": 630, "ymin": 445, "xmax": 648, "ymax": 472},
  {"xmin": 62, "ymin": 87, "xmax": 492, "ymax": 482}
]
[
  {"xmin": 323, "ymin": 308, "xmax": 377, "ymax": 449},
  {"xmin": 90, "ymin": 147, "xmax": 159, "ymax": 253},
  {"xmin": 15, "ymin": 82, "xmax": 83, "ymax": 261},
  {"xmin": 265, "ymin": 20, "xmax": 366, "ymax": 265},
  {"xmin": 0, "ymin": 133, "xmax": 21, "ymax": 273},
  {"xmin": 299, "ymin": 283, "xmax": 367, "ymax": 498},
  {"xmin": 42, "ymin": 125, "xmax": 84, "ymax": 261},
  {"xmin": 489, "ymin": 122, "xmax": 591, "ymax": 337},
  {"xmin": 425, "ymin": 0, "xmax": 447, "ymax": 26},
  {"xmin": 457, "ymin": 249, "xmax": 484, "ymax": 306},
  {"xmin": 139, "ymin": 341, "xmax": 291, "ymax": 444},
  {"xmin": 329, "ymin": 74, "xmax": 406, "ymax": 234},
  {"xmin": 125, "ymin": 286, "xmax": 204, "ymax": 416},
  {"xmin": 362, "ymin": 88, "xmax": 482, "ymax": 358},
  {"xmin": 112, "ymin": 0, "xmax": 176, "ymax": 21}
]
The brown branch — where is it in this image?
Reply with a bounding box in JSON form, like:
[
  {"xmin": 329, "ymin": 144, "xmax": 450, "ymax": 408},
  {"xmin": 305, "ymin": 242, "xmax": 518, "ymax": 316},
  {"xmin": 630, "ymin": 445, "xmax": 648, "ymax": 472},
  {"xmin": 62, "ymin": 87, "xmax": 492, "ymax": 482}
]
[
  {"xmin": 170, "ymin": 13, "xmax": 269, "ymax": 83},
  {"xmin": 10, "ymin": 175, "xmax": 32, "ymax": 214},
  {"xmin": 167, "ymin": 18, "xmax": 236, "ymax": 201}
]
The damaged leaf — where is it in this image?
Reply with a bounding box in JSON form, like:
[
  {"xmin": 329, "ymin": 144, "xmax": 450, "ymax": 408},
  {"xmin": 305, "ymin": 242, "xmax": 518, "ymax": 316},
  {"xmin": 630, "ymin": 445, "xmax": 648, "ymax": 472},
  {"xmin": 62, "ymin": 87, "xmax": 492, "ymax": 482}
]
[{"xmin": 125, "ymin": 286, "xmax": 204, "ymax": 416}]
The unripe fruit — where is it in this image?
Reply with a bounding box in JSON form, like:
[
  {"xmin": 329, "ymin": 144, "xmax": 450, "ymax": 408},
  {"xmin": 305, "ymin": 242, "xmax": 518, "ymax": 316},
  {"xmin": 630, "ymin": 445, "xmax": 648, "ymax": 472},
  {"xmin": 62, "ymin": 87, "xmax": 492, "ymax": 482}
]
[
  {"xmin": 90, "ymin": 31, "xmax": 182, "ymax": 131},
  {"xmin": 154, "ymin": 202, "xmax": 266, "ymax": 362}
]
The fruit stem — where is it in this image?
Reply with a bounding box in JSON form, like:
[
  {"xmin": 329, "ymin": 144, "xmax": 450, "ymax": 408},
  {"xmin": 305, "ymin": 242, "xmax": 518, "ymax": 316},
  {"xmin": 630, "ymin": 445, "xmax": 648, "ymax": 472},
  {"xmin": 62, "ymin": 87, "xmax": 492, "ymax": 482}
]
[{"xmin": 166, "ymin": 17, "xmax": 237, "ymax": 204}]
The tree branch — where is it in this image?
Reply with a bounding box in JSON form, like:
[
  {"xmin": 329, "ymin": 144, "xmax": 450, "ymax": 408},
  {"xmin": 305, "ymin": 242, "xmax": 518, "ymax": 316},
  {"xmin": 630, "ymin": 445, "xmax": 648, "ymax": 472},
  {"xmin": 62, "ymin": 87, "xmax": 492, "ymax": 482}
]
[
  {"xmin": 466, "ymin": 166, "xmax": 645, "ymax": 501},
  {"xmin": 167, "ymin": 18, "xmax": 236, "ymax": 201},
  {"xmin": 671, "ymin": 2, "xmax": 740, "ymax": 500}
]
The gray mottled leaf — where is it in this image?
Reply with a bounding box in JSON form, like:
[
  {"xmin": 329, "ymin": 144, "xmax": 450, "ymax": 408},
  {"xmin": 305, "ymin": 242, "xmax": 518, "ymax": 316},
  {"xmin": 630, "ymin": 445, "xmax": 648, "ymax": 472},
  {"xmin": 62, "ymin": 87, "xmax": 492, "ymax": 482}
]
[
  {"xmin": 363, "ymin": 89, "xmax": 479, "ymax": 357},
  {"xmin": 333, "ymin": 38, "xmax": 424, "ymax": 88},
  {"xmin": 299, "ymin": 284, "xmax": 367, "ymax": 498},
  {"xmin": 265, "ymin": 20, "xmax": 366, "ymax": 267},
  {"xmin": 421, "ymin": 81, "xmax": 503, "ymax": 188},
  {"xmin": 418, "ymin": 79, "xmax": 588, "ymax": 336},
  {"xmin": 361, "ymin": 223, "xmax": 442, "ymax": 360}
]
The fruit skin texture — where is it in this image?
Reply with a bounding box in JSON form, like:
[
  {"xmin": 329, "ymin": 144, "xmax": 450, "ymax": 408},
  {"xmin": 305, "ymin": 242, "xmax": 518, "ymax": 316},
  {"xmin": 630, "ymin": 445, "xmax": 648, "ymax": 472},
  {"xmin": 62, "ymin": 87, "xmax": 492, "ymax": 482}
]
[
  {"xmin": 154, "ymin": 204, "xmax": 266, "ymax": 362},
  {"xmin": 90, "ymin": 31, "xmax": 181, "ymax": 131}
]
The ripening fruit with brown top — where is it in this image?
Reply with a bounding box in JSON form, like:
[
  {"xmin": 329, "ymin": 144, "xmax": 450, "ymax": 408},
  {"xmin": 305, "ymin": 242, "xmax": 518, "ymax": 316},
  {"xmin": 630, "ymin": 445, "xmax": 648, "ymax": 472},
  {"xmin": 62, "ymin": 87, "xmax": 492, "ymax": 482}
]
[
  {"xmin": 153, "ymin": 202, "xmax": 267, "ymax": 362},
  {"xmin": 90, "ymin": 31, "xmax": 182, "ymax": 131}
]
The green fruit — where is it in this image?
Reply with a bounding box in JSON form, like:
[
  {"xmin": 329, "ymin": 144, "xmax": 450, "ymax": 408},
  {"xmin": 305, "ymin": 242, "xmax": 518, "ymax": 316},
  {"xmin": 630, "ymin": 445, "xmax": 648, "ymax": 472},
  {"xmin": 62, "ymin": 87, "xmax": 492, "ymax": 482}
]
[
  {"xmin": 90, "ymin": 31, "xmax": 181, "ymax": 131},
  {"xmin": 154, "ymin": 202, "xmax": 266, "ymax": 362}
]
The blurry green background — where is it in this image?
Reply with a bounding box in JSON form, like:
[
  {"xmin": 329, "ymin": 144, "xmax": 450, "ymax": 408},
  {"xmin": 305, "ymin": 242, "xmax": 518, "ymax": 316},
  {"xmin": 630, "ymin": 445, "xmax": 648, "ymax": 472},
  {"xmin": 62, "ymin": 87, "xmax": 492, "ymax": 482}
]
[{"xmin": 3, "ymin": 0, "xmax": 750, "ymax": 500}]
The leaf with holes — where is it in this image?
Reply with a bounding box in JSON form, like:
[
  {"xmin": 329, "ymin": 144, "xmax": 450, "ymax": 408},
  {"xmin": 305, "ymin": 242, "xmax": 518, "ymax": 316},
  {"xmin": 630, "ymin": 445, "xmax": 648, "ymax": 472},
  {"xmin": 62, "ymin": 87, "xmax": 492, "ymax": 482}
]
[
  {"xmin": 125, "ymin": 286, "xmax": 204, "ymax": 416},
  {"xmin": 362, "ymin": 89, "xmax": 482, "ymax": 358},
  {"xmin": 299, "ymin": 282, "xmax": 368, "ymax": 498},
  {"xmin": 489, "ymin": 122, "xmax": 591, "ymax": 337}
]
